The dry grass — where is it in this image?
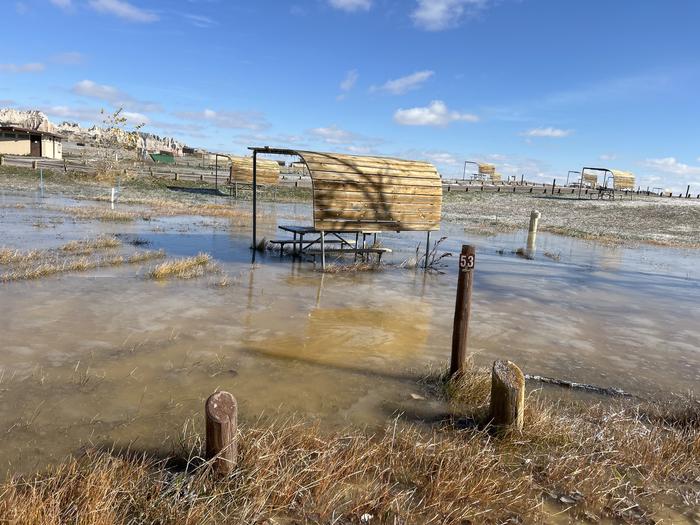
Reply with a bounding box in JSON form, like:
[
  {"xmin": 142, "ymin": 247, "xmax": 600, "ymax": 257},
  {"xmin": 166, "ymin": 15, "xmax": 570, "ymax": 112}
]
[
  {"xmin": 53, "ymin": 206, "xmax": 144, "ymax": 222},
  {"xmin": 1, "ymin": 237, "xmax": 121, "ymax": 268},
  {"xmin": 0, "ymin": 392, "xmax": 697, "ymax": 524},
  {"xmin": 148, "ymin": 253, "xmax": 215, "ymax": 280},
  {"xmin": 1, "ymin": 236, "xmax": 163, "ymax": 282},
  {"xmin": 60, "ymin": 235, "xmax": 122, "ymax": 254},
  {"xmin": 91, "ymin": 196, "xmax": 252, "ymax": 220},
  {"xmin": 0, "ymin": 248, "xmax": 43, "ymax": 265},
  {"xmin": 0, "ymin": 360, "xmax": 697, "ymax": 523},
  {"xmin": 0, "ymin": 250, "xmax": 165, "ymax": 282}
]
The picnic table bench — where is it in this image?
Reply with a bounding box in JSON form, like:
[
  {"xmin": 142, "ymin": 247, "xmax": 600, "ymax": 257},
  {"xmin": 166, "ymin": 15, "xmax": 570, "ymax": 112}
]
[{"xmin": 271, "ymin": 225, "xmax": 386, "ymax": 267}]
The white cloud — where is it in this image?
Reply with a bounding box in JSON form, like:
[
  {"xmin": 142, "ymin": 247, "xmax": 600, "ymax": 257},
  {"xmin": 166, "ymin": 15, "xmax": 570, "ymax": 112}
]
[
  {"xmin": 72, "ymin": 79, "xmax": 161, "ymax": 112},
  {"xmin": 424, "ymin": 151, "xmax": 460, "ymax": 166},
  {"xmin": 339, "ymin": 69, "xmax": 358, "ymax": 93},
  {"xmin": 49, "ymin": 0, "xmax": 72, "ymax": 7},
  {"xmin": 183, "ymin": 13, "xmax": 217, "ymax": 27},
  {"xmin": 122, "ymin": 111, "xmax": 150, "ymax": 125},
  {"xmin": 42, "ymin": 105, "xmax": 102, "ymax": 123},
  {"xmin": 412, "ymin": 0, "xmax": 487, "ymax": 31},
  {"xmin": 308, "ymin": 125, "xmax": 383, "ymax": 154},
  {"xmin": 522, "ymin": 127, "xmax": 573, "ymax": 138},
  {"xmin": 177, "ymin": 109, "xmax": 269, "ymax": 131},
  {"xmin": 599, "ymin": 153, "xmax": 617, "ymax": 161},
  {"xmin": 0, "ymin": 63, "xmax": 45, "ymax": 73},
  {"xmin": 642, "ymin": 157, "xmax": 700, "ymax": 177},
  {"xmin": 371, "ymin": 70, "xmax": 434, "ymax": 95},
  {"xmin": 394, "ymin": 100, "xmax": 479, "ymax": 126},
  {"xmin": 88, "ymin": 0, "xmax": 158, "ymax": 22},
  {"xmin": 328, "ymin": 0, "xmax": 371, "ymax": 12},
  {"xmin": 73, "ymin": 79, "xmax": 123, "ymax": 102},
  {"xmin": 309, "ymin": 125, "xmax": 356, "ymax": 144}
]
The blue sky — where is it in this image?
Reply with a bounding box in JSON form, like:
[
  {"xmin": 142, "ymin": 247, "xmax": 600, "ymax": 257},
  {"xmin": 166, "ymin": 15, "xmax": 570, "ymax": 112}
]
[{"xmin": 2, "ymin": 0, "xmax": 699, "ymax": 191}]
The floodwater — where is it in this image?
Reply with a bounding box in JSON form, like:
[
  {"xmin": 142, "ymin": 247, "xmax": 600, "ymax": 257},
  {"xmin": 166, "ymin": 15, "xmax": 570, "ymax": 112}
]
[{"xmin": 0, "ymin": 189, "xmax": 699, "ymax": 476}]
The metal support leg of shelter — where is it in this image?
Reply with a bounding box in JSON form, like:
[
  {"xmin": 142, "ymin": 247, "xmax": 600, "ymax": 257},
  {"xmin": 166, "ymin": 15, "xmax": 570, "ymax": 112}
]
[
  {"xmin": 424, "ymin": 231, "xmax": 431, "ymax": 270},
  {"xmin": 252, "ymin": 151, "xmax": 257, "ymax": 262},
  {"xmin": 320, "ymin": 231, "xmax": 326, "ymax": 271}
]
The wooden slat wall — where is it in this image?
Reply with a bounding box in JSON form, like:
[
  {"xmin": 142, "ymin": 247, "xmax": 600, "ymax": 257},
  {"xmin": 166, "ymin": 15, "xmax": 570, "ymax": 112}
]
[
  {"xmin": 611, "ymin": 170, "xmax": 635, "ymax": 190},
  {"xmin": 230, "ymin": 156, "xmax": 279, "ymax": 185},
  {"xmin": 296, "ymin": 151, "xmax": 442, "ymax": 232},
  {"xmin": 582, "ymin": 173, "xmax": 598, "ymax": 186}
]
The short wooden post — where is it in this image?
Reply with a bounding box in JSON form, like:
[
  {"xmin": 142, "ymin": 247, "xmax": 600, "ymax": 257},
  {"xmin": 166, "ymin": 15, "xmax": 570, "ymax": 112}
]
[
  {"xmin": 205, "ymin": 391, "xmax": 238, "ymax": 476},
  {"xmin": 174, "ymin": 172, "xmax": 179, "ymax": 181},
  {"xmin": 450, "ymin": 245, "xmax": 476, "ymax": 376},
  {"xmin": 32, "ymin": 160, "xmax": 38, "ymax": 170},
  {"xmin": 489, "ymin": 360, "xmax": 525, "ymax": 431},
  {"xmin": 551, "ymin": 178, "xmax": 556, "ymax": 195},
  {"xmin": 0, "ymin": 155, "xmax": 4, "ymax": 166}
]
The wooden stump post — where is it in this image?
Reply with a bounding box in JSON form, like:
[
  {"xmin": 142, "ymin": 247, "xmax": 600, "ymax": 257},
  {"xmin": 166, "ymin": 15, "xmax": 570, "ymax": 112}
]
[
  {"xmin": 450, "ymin": 245, "xmax": 476, "ymax": 376},
  {"xmin": 205, "ymin": 391, "xmax": 238, "ymax": 476},
  {"xmin": 489, "ymin": 360, "xmax": 525, "ymax": 431}
]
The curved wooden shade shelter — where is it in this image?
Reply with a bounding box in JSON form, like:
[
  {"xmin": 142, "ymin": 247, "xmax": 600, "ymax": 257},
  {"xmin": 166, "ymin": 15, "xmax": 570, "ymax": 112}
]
[
  {"xmin": 297, "ymin": 150, "xmax": 441, "ymax": 232},
  {"xmin": 248, "ymin": 147, "xmax": 443, "ymax": 267}
]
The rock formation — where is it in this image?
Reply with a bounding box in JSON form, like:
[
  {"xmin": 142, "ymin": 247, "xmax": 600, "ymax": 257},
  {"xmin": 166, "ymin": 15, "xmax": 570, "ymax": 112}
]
[{"xmin": 0, "ymin": 108, "xmax": 187, "ymax": 155}]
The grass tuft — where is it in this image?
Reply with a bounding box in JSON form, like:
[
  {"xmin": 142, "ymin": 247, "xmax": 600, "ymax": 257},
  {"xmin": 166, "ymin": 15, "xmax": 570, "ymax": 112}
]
[
  {"xmin": 60, "ymin": 235, "xmax": 122, "ymax": 254},
  {"xmin": 148, "ymin": 253, "xmax": 214, "ymax": 280}
]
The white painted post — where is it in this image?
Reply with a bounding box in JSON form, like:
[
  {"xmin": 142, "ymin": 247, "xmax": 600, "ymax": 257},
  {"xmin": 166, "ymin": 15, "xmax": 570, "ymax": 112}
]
[{"xmin": 526, "ymin": 210, "xmax": 540, "ymax": 255}]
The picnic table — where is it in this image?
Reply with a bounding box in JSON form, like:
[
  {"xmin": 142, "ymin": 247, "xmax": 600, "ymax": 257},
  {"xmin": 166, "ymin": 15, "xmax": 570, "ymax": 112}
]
[{"xmin": 270, "ymin": 225, "xmax": 390, "ymax": 268}]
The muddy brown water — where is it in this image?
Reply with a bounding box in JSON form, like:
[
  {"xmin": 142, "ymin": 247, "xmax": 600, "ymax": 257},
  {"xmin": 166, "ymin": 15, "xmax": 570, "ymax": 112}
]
[{"xmin": 0, "ymin": 190, "xmax": 699, "ymax": 477}]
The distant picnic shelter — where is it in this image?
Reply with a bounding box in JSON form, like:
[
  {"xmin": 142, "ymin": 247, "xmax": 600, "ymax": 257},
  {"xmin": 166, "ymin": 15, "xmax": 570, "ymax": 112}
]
[{"xmin": 578, "ymin": 167, "xmax": 636, "ymax": 199}]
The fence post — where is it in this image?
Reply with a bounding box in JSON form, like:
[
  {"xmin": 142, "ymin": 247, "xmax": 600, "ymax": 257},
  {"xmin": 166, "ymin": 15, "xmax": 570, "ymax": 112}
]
[
  {"xmin": 450, "ymin": 245, "xmax": 476, "ymax": 377},
  {"xmin": 489, "ymin": 360, "xmax": 525, "ymax": 431},
  {"xmin": 205, "ymin": 391, "xmax": 238, "ymax": 477},
  {"xmin": 551, "ymin": 178, "xmax": 556, "ymax": 195}
]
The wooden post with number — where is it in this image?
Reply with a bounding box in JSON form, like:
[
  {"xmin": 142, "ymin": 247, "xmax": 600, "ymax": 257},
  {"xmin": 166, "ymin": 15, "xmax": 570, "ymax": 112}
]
[{"xmin": 450, "ymin": 245, "xmax": 476, "ymax": 377}]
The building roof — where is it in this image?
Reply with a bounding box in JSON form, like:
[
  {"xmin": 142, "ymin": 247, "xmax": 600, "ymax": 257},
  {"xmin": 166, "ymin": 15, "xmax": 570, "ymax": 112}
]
[{"xmin": 0, "ymin": 126, "xmax": 63, "ymax": 139}]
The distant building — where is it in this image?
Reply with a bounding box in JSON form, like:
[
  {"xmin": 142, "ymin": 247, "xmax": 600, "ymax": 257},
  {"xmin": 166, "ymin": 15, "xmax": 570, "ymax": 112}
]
[{"xmin": 0, "ymin": 126, "xmax": 63, "ymax": 160}]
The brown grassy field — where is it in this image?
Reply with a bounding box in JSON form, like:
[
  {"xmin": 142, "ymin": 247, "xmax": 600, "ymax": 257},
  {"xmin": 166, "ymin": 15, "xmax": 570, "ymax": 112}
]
[{"xmin": 0, "ymin": 362, "xmax": 697, "ymax": 524}]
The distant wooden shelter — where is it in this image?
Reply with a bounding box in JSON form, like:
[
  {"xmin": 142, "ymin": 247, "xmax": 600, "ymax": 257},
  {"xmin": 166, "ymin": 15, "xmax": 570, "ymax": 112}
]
[
  {"xmin": 249, "ymin": 147, "xmax": 443, "ymax": 269},
  {"xmin": 579, "ymin": 167, "xmax": 636, "ymax": 199},
  {"xmin": 463, "ymin": 160, "xmax": 502, "ymax": 182},
  {"xmin": 229, "ymin": 156, "xmax": 279, "ymax": 185}
]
